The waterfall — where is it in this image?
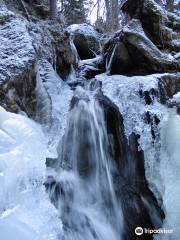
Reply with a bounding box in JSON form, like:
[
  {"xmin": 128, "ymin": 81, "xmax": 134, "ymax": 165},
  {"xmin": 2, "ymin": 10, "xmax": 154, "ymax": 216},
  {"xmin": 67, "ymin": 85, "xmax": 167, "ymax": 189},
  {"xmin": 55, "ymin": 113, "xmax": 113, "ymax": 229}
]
[{"xmin": 47, "ymin": 85, "xmax": 123, "ymax": 240}]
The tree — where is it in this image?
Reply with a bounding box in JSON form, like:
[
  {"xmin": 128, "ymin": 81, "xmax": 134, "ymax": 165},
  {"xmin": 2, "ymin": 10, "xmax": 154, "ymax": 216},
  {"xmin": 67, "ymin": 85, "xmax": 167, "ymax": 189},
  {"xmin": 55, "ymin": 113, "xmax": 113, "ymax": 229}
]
[
  {"xmin": 105, "ymin": 0, "xmax": 119, "ymax": 32},
  {"xmin": 50, "ymin": 0, "xmax": 57, "ymax": 19},
  {"xmin": 63, "ymin": 0, "xmax": 86, "ymax": 25},
  {"xmin": 166, "ymin": 0, "xmax": 174, "ymax": 11}
]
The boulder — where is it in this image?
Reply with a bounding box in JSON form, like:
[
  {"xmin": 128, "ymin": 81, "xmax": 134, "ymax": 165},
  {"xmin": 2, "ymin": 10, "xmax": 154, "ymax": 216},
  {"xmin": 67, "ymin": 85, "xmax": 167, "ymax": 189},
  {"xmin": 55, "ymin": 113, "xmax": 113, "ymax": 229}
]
[
  {"xmin": 104, "ymin": 19, "xmax": 180, "ymax": 75},
  {"xmin": 30, "ymin": 21, "xmax": 76, "ymax": 79},
  {"xmin": 122, "ymin": 0, "xmax": 180, "ymax": 52},
  {"xmin": 67, "ymin": 24, "xmax": 100, "ymax": 60}
]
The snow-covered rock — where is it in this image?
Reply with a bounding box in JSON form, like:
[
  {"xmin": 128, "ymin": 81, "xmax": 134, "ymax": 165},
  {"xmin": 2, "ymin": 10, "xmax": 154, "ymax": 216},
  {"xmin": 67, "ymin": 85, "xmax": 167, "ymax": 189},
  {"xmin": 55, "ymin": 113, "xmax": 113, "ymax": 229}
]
[
  {"xmin": 96, "ymin": 73, "xmax": 167, "ymax": 198},
  {"xmin": 30, "ymin": 21, "xmax": 76, "ymax": 79},
  {"xmin": 0, "ymin": 8, "xmax": 36, "ymax": 115},
  {"xmin": 104, "ymin": 19, "xmax": 179, "ymax": 74},
  {"xmin": 0, "ymin": 106, "xmax": 62, "ymax": 240},
  {"xmin": 78, "ymin": 56, "xmax": 104, "ymax": 80},
  {"xmin": 67, "ymin": 24, "xmax": 100, "ymax": 60},
  {"xmin": 0, "ymin": 10, "xmax": 35, "ymax": 83},
  {"xmin": 67, "ymin": 23, "xmax": 99, "ymax": 38},
  {"xmin": 0, "ymin": 6, "xmax": 75, "ymax": 115},
  {"xmin": 122, "ymin": 0, "xmax": 180, "ymax": 52},
  {"xmin": 96, "ymin": 72, "xmax": 180, "ymax": 238}
]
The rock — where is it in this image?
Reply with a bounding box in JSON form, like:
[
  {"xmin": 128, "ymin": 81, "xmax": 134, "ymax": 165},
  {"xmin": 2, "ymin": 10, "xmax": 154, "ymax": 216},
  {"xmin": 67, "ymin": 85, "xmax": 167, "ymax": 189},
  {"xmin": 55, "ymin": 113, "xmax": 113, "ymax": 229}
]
[
  {"xmin": 30, "ymin": 21, "xmax": 76, "ymax": 79},
  {"xmin": 78, "ymin": 56, "xmax": 105, "ymax": 80},
  {"xmin": 0, "ymin": 5, "xmax": 76, "ymax": 115},
  {"xmin": 158, "ymin": 72, "xmax": 180, "ymax": 104},
  {"xmin": 104, "ymin": 19, "xmax": 180, "ymax": 75},
  {"xmin": 106, "ymin": 40, "xmax": 133, "ymax": 74},
  {"xmin": 122, "ymin": 0, "xmax": 180, "ymax": 52},
  {"xmin": 0, "ymin": 9, "xmax": 36, "ymax": 116},
  {"xmin": 123, "ymin": 19, "xmax": 179, "ymax": 72},
  {"xmin": 67, "ymin": 24, "xmax": 100, "ymax": 60}
]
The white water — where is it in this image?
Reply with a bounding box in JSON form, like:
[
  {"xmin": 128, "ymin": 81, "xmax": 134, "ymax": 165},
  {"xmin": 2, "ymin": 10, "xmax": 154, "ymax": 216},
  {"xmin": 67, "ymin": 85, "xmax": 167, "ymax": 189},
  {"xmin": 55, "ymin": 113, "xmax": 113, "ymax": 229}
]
[{"xmin": 48, "ymin": 86, "xmax": 123, "ymax": 240}]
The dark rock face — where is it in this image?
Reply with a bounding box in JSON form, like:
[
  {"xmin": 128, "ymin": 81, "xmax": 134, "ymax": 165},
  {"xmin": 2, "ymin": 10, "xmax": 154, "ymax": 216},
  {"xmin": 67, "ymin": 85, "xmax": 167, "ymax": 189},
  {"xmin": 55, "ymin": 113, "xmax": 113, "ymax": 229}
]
[
  {"xmin": 104, "ymin": 0, "xmax": 180, "ymax": 75},
  {"xmin": 67, "ymin": 24, "xmax": 100, "ymax": 60},
  {"xmin": 96, "ymin": 95, "xmax": 165, "ymax": 239}
]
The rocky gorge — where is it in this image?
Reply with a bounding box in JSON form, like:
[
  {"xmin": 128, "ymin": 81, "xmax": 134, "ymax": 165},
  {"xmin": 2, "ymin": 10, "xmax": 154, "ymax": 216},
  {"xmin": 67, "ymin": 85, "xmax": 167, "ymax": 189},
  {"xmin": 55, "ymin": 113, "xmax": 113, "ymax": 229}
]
[{"xmin": 0, "ymin": 0, "xmax": 180, "ymax": 240}]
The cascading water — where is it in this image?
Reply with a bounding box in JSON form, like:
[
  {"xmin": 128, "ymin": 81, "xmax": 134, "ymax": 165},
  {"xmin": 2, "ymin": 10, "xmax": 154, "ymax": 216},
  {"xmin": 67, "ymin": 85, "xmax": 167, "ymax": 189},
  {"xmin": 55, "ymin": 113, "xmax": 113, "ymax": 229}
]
[{"xmin": 47, "ymin": 85, "xmax": 123, "ymax": 240}]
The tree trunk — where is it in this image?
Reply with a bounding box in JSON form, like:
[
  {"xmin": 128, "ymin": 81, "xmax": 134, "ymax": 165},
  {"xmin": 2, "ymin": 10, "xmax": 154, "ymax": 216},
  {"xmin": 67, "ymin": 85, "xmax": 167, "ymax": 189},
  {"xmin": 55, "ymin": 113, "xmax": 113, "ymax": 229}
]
[
  {"xmin": 50, "ymin": 0, "xmax": 57, "ymax": 19},
  {"xmin": 166, "ymin": 0, "xmax": 174, "ymax": 11},
  {"xmin": 105, "ymin": 0, "xmax": 119, "ymax": 32},
  {"xmin": 112, "ymin": 0, "xmax": 119, "ymax": 30}
]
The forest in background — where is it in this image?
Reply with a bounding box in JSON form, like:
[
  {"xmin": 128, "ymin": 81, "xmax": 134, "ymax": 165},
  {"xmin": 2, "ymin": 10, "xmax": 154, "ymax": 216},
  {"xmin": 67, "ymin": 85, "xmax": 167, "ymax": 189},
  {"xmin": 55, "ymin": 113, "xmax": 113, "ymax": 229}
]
[{"xmin": 49, "ymin": 0, "xmax": 179, "ymax": 32}]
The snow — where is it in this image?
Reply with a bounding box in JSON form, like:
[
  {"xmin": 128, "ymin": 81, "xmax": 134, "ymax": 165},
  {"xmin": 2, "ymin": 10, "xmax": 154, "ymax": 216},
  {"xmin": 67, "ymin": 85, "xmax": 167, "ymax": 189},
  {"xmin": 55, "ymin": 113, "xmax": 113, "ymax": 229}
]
[
  {"xmin": 172, "ymin": 91, "xmax": 180, "ymax": 101},
  {"xmin": 67, "ymin": 23, "xmax": 99, "ymax": 38},
  {"xmin": 96, "ymin": 73, "xmax": 166, "ymax": 137},
  {"xmin": 0, "ymin": 216, "xmax": 39, "ymax": 240},
  {"xmin": 79, "ymin": 56, "xmax": 102, "ymax": 67},
  {"xmin": 36, "ymin": 60, "xmax": 73, "ymax": 157},
  {"xmin": 0, "ymin": 106, "xmax": 62, "ymax": 240}
]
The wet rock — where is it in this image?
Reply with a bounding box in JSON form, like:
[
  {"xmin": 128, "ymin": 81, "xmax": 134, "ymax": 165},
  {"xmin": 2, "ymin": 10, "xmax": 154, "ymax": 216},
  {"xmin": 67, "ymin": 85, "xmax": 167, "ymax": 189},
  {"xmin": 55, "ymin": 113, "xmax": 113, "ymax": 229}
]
[{"xmin": 67, "ymin": 24, "xmax": 100, "ymax": 60}]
